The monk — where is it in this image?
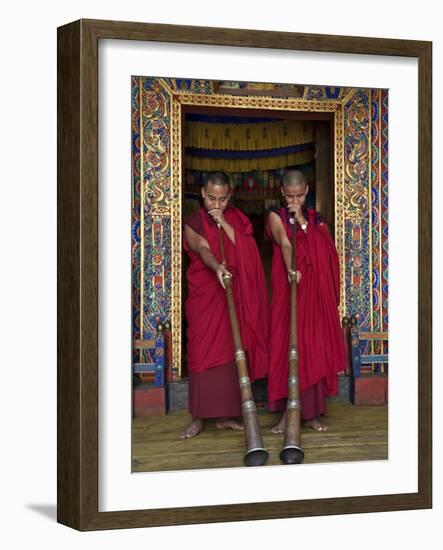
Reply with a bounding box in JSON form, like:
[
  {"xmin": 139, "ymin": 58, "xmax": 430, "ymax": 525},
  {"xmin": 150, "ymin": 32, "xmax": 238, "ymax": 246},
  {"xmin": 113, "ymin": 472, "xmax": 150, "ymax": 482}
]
[
  {"xmin": 181, "ymin": 171, "xmax": 269, "ymax": 439},
  {"xmin": 267, "ymin": 169, "xmax": 345, "ymax": 433}
]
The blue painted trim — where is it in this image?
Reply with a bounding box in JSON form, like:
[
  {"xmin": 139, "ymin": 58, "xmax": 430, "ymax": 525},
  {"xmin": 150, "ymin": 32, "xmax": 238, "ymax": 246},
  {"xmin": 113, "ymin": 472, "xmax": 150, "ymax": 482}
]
[
  {"xmin": 133, "ymin": 331, "xmax": 165, "ymax": 387},
  {"xmin": 185, "ymin": 142, "xmax": 314, "ymax": 159},
  {"xmin": 361, "ymin": 354, "xmax": 388, "ymax": 364}
]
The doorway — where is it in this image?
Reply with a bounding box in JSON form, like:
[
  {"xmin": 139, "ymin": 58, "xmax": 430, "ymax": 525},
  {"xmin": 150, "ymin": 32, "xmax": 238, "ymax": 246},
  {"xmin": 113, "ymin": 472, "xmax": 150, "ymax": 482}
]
[{"xmin": 180, "ymin": 107, "xmax": 335, "ymax": 377}]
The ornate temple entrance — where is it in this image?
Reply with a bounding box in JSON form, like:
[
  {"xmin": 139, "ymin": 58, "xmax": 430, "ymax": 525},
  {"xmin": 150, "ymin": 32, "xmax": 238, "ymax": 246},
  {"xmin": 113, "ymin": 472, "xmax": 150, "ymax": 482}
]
[{"xmin": 131, "ymin": 78, "xmax": 388, "ymax": 382}]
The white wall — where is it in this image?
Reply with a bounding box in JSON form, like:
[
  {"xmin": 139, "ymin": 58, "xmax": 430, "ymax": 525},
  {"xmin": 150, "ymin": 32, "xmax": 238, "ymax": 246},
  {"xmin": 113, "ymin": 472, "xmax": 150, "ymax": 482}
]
[{"xmin": 0, "ymin": 0, "xmax": 441, "ymax": 548}]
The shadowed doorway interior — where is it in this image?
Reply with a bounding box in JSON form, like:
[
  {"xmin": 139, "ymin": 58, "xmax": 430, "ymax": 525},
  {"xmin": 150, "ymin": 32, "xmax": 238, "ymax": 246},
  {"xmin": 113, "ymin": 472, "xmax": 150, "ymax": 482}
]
[{"xmin": 181, "ymin": 107, "xmax": 334, "ymax": 379}]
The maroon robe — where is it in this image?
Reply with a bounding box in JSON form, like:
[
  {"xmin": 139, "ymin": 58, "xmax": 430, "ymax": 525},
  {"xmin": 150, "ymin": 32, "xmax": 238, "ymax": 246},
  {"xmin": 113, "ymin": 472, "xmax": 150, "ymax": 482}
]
[
  {"xmin": 267, "ymin": 206, "xmax": 345, "ymax": 419},
  {"xmin": 184, "ymin": 206, "xmax": 269, "ymax": 418}
]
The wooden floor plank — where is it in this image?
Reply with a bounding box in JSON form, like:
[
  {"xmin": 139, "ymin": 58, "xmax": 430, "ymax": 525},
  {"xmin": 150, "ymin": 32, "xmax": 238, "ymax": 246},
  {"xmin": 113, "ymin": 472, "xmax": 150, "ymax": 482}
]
[{"xmin": 132, "ymin": 401, "xmax": 388, "ymax": 472}]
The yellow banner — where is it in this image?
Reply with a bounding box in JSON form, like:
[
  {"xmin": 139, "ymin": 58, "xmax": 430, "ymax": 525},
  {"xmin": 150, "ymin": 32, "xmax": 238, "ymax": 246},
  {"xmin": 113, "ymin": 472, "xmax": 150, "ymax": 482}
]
[
  {"xmin": 185, "ymin": 120, "xmax": 314, "ymax": 151},
  {"xmin": 185, "ymin": 149, "xmax": 314, "ymax": 172}
]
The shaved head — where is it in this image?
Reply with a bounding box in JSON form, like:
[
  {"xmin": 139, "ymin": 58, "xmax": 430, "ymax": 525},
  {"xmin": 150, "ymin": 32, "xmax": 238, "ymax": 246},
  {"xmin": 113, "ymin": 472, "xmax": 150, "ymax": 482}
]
[
  {"xmin": 280, "ymin": 168, "xmax": 309, "ymax": 208},
  {"xmin": 203, "ymin": 171, "xmax": 230, "ymax": 190},
  {"xmin": 282, "ymin": 169, "xmax": 307, "ymax": 188}
]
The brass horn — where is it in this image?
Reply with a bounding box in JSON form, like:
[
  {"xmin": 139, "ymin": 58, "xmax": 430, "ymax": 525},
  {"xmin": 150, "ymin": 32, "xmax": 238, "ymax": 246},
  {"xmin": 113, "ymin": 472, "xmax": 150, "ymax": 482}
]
[
  {"xmin": 280, "ymin": 213, "xmax": 304, "ymax": 465},
  {"xmin": 217, "ymin": 224, "xmax": 269, "ymax": 467}
]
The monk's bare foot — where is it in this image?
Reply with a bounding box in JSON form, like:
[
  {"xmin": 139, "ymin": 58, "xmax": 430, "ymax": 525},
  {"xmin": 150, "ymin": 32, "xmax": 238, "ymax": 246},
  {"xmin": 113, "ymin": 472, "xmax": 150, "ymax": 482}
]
[
  {"xmin": 271, "ymin": 412, "xmax": 286, "ymax": 434},
  {"xmin": 215, "ymin": 417, "xmax": 244, "ymax": 431},
  {"xmin": 180, "ymin": 418, "xmax": 203, "ymax": 439},
  {"xmin": 304, "ymin": 418, "xmax": 327, "ymax": 432}
]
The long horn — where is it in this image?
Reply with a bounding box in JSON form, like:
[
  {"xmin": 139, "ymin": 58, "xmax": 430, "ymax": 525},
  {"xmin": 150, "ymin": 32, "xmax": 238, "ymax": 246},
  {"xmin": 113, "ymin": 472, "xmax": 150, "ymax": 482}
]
[
  {"xmin": 279, "ymin": 213, "xmax": 304, "ymax": 465},
  {"xmin": 217, "ymin": 223, "xmax": 269, "ymax": 467}
]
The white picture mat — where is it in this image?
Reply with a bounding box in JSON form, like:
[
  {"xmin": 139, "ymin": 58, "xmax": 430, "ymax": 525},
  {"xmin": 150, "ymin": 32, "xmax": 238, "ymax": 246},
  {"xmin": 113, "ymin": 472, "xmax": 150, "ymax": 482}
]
[{"xmin": 98, "ymin": 39, "xmax": 418, "ymax": 512}]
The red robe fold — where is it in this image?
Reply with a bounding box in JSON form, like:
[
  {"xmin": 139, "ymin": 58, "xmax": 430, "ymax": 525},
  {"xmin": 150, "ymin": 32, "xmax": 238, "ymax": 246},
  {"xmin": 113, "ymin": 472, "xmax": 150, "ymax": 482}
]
[
  {"xmin": 267, "ymin": 207, "xmax": 345, "ymax": 414},
  {"xmin": 184, "ymin": 206, "xmax": 269, "ymax": 382}
]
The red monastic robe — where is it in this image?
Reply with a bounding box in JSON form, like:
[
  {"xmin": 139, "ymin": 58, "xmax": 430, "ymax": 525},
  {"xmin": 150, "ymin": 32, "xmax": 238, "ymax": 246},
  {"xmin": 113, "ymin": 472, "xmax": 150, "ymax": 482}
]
[
  {"xmin": 184, "ymin": 206, "xmax": 269, "ymax": 418},
  {"xmin": 267, "ymin": 207, "xmax": 345, "ymax": 418}
]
